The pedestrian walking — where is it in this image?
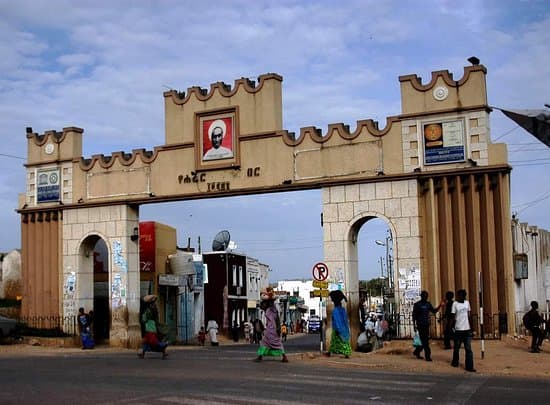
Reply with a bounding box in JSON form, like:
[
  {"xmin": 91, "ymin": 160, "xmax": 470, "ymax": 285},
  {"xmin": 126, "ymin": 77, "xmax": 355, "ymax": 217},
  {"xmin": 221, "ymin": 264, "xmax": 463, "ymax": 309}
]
[
  {"xmin": 253, "ymin": 318, "xmax": 264, "ymax": 344},
  {"xmin": 207, "ymin": 319, "xmax": 219, "ymax": 346},
  {"xmin": 78, "ymin": 307, "xmax": 94, "ymax": 350},
  {"xmin": 523, "ymin": 301, "xmax": 544, "ymax": 353},
  {"xmin": 412, "ymin": 290, "xmax": 443, "ymax": 362},
  {"xmin": 450, "ymin": 289, "xmax": 475, "ymax": 372},
  {"xmin": 198, "ymin": 326, "xmax": 206, "ymax": 346},
  {"xmin": 244, "ymin": 320, "xmax": 251, "ymax": 343},
  {"xmin": 442, "ymin": 291, "xmax": 454, "ymax": 350},
  {"xmin": 374, "ymin": 314, "xmax": 387, "ymax": 349},
  {"xmin": 138, "ymin": 294, "xmax": 168, "ymax": 359},
  {"xmin": 326, "ymin": 290, "xmax": 352, "ymax": 358},
  {"xmin": 231, "ymin": 320, "xmax": 240, "ymax": 342},
  {"xmin": 281, "ymin": 323, "xmax": 288, "ymax": 342},
  {"xmin": 254, "ymin": 288, "xmax": 288, "ymax": 363}
]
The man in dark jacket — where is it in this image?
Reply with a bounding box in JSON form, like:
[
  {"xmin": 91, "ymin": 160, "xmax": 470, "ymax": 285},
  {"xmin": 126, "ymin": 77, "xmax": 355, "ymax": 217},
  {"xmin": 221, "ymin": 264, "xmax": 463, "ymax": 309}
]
[
  {"xmin": 412, "ymin": 291, "xmax": 442, "ymax": 361},
  {"xmin": 524, "ymin": 301, "xmax": 544, "ymax": 353}
]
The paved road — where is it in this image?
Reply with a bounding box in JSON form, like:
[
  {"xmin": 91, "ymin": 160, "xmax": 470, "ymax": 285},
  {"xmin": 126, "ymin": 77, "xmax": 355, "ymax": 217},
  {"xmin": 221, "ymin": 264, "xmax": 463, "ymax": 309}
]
[{"xmin": 0, "ymin": 334, "xmax": 547, "ymax": 404}]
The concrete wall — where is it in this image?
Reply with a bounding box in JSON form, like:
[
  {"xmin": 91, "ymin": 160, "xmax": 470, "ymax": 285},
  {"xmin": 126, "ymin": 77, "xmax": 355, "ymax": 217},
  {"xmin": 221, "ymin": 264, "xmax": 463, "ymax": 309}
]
[
  {"xmin": 19, "ymin": 63, "xmax": 517, "ymax": 347},
  {"xmin": 323, "ymin": 179, "xmax": 420, "ymax": 344},
  {"xmin": 511, "ymin": 220, "xmax": 550, "ymax": 314},
  {"xmin": 62, "ymin": 205, "xmax": 140, "ymax": 348}
]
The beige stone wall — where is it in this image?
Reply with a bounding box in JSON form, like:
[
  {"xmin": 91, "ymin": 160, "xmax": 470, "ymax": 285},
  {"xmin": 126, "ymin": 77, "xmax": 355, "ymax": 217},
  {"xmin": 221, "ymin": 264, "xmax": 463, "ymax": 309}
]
[
  {"xmin": 401, "ymin": 110, "xmax": 498, "ymax": 173},
  {"xmin": 323, "ymin": 179, "xmax": 420, "ymax": 344},
  {"xmin": 19, "ymin": 63, "xmax": 516, "ymax": 344},
  {"xmin": 153, "ymin": 222, "xmax": 177, "ymax": 275},
  {"xmin": 20, "ymin": 66, "xmax": 505, "ymax": 210},
  {"xmin": 25, "ymin": 161, "xmax": 73, "ymax": 206},
  {"xmin": 62, "ymin": 205, "xmax": 140, "ymax": 348},
  {"xmin": 164, "ymin": 74, "xmax": 283, "ymax": 145}
]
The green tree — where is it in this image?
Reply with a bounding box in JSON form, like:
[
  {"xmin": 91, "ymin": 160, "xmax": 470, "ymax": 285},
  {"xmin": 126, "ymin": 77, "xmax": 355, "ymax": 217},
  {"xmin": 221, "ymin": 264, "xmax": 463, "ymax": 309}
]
[{"xmin": 364, "ymin": 278, "xmax": 385, "ymax": 297}]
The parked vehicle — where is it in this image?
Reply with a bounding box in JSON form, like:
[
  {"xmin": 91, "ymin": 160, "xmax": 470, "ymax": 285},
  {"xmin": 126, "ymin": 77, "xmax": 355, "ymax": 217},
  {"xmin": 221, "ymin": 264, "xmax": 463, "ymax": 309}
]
[
  {"xmin": 0, "ymin": 315, "xmax": 16, "ymax": 338},
  {"xmin": 308, "ymin": 315, "xmax": 321, "ymax": 333}
]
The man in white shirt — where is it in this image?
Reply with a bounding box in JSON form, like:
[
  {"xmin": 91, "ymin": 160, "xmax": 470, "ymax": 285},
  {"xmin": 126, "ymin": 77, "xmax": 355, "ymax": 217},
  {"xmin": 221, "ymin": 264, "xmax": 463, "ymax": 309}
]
[
  {"xmin": 450, "ymin": 289, "xmax": 475, "ymax": 372},
  {"xmin": 203, "ymin": 120, "xmax": 233, "ymax": 161}
]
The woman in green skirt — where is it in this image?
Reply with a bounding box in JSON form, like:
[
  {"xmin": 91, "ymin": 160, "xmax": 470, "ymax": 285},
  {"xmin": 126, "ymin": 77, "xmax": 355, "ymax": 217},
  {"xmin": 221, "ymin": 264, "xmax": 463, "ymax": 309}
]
[
  {"xmin": 327, "ymin": 290, "xmax": 352, "ymax": 358},
  {"xmin": 254, "ymin": 287, "xmax": 289, "ymax": 363}
]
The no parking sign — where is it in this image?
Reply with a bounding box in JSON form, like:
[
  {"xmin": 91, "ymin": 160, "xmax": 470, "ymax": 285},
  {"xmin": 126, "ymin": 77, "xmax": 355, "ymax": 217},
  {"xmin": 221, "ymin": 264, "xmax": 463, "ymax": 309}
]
[{"xmin": 312, "ymin": 262, "xmax": 329, "ymax": 281}]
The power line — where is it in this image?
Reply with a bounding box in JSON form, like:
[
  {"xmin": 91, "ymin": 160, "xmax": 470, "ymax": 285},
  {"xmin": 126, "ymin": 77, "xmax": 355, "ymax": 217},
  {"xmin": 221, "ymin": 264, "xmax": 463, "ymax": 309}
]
[
  {"xmin": 493, "ymin": 125, "xmax": 519, "ymax": 141},
  {"xmin": 513, "ymin": 190, "xmax": 550, "ymax": 213},
  {"xmin": 509, "ymin": 148, "xmax": 549, "ymax": 152},
  {"xmin": 0, "ymin": 153, "xmax": 25, "ymax": 160},
  {"xmin": 510, "ymin": 158, "xmax": 550, "ymax": 163},
  {"xmin": 513, "ymin": 162, "xmax": 550, "ymax": 167},
  {"xmin": 248, "ymin": 245, "xmax": 322, "ymax": 252},
  {"xmin": 506, "ymin": 142, "xmax": 543, "ymax": 146},
  {"xmin": 239, "ymin": 238, "xmax": 320, "ymax": 244}
]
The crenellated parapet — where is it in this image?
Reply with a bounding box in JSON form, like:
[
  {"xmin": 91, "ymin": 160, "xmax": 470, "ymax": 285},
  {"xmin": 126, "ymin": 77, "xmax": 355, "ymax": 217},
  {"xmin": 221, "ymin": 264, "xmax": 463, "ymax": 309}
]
[
  {"xmin": 163, "ymin": 73, "xmax": 282, "ymax": 105},
  {"xmin": 399, "ymin": 65, "xmax": 487, "ymax": 91},
  {"xmin": 78, "ymin": 148, "xmax": 158, "ymax": 171},
  {"xmin": 399, "ymin": 64, "xmax": 488, "ymax": 116},
  {"xmin": 164, "ymin": 73, "xmax": 283, "ymax": 145},
  {"xmin": 26, "ymin": 127, "xmax": 71, "ymax": 145},
  {"xmin": 19, "ymin": 63, "xmax": 507, "ymax": 210},
  {"xmin": 25, "ymin": 126, "xmax": 83, "ymax": 166},
  {"xmin": 282, "ymin": 117, "xmax": 400, "ymax": 146}
]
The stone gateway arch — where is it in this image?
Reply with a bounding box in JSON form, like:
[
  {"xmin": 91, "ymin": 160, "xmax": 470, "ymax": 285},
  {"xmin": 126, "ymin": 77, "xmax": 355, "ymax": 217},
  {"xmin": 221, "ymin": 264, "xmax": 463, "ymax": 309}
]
[{"xmin": 19, "ymin": 63, "xmax": 513, "ymax": 348}]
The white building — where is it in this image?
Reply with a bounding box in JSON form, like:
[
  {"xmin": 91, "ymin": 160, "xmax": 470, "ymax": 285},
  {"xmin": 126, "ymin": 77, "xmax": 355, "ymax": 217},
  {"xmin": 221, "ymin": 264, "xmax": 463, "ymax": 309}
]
[
  {"xmin": 246, "ymin": 257, "xmax": 270, "ymax": 320},
  {"xmin": 276, "ymin": 279, "xmax": 326, "ymax": 321},
  {"xmin": 511, "ymin": 218, "xmax": 550, "ymax": 328}
]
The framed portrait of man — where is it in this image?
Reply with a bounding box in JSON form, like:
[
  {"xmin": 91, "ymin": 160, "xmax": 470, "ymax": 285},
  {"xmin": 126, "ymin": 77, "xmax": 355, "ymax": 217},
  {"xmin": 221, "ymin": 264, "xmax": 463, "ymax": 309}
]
[{"xmin": 195, "ymin": 107, "xmax": 240, "ymax": 170}]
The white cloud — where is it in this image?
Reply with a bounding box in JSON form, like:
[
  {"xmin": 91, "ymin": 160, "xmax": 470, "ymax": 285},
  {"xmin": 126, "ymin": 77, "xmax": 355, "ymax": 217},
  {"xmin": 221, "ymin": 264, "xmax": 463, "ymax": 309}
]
[
  {"xmin": 57, "ymin": 52, "xmax": 95, "ymax": 67},
  {"xmin": 1, "ymin": 1, "xmax": 549, "ymax": 280}
]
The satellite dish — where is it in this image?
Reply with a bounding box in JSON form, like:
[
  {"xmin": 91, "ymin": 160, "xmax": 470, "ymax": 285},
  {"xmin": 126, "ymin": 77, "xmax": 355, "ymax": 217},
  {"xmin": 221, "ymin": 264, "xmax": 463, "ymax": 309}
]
[{"xmin": 212, "ymin": 230, "xmax": 231, "ymax": 251}]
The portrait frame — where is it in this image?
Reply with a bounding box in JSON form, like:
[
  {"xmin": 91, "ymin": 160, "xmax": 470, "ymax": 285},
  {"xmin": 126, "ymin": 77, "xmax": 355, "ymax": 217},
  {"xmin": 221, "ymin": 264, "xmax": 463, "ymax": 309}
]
[{"xmin": 195, "ymin": 107, "xmax": 240, "ymax": 171}]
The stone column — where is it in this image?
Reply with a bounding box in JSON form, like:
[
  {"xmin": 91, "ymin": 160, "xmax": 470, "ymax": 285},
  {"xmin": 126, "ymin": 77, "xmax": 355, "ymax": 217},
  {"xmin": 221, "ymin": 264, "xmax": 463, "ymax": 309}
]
[{"xmin": 109, "ymin": 205, "xmax": 141, "ymax": 348}]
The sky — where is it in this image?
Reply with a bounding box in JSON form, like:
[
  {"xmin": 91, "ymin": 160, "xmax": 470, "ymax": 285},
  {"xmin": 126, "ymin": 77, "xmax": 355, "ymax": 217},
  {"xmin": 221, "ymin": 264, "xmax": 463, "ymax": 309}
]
[{"xmin": 1, "ymin": 0, "xmax": 549, "ymax": 283}]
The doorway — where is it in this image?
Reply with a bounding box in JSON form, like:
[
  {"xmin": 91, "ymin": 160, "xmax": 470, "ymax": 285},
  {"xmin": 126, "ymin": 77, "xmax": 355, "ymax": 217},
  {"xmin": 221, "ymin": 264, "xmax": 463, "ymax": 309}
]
[{"xmin": 91, "ymin": 237, "xmax": 110, "ymax": 343}]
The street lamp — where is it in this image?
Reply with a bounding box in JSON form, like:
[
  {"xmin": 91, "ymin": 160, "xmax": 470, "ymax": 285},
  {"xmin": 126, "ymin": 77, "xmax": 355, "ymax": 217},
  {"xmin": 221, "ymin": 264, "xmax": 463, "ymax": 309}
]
[
  {"xmin": 378, "ymin": 256, "xmax": 385, "ymax": 278},
  {"xmin": 375, "ymin": 235, "xmax": 393, "ymax": 290},
  {"xmin": 375, "ymin": 234, "xmax": 394, "ymax": 318}
]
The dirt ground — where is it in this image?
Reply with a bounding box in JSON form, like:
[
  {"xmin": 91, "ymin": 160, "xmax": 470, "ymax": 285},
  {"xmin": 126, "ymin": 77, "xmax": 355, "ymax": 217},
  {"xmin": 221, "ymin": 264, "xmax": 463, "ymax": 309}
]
[
  {"xmin": 1, "ymin": 334, "xmax": 548, "ymax": 379},
  {"xmin": 301, "ymin": 335, "xmax": 550, "ymax": 379}
]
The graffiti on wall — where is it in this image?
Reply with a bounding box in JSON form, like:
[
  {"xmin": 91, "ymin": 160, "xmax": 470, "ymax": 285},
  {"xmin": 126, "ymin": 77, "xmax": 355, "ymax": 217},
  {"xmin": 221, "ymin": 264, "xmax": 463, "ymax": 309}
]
[
  {"xmin": 397, "ymin": 266, "xmax": 421, "ymax": 318},
  {"xmin": 63, "ymin": 270, "xmax": 77, "ymax": 317},
  {"xmin": 113, "ymin": 240, "xmax": 128, "ymax": 272},
  {"xmin": 111, "ymin": 240, "xmax": 127, "ymax": 310}
]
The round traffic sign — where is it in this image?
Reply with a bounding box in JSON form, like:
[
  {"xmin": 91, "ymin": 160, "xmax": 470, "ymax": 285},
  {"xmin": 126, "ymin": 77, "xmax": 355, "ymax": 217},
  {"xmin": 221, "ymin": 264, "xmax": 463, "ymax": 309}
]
[{"xmin": 312, "ymin": 262, "xmax": 329, "ymax": 281}]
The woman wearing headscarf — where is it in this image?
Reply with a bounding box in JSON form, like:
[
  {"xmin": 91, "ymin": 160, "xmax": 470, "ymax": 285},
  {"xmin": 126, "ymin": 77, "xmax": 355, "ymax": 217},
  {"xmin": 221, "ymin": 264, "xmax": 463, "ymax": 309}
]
[
  {"xmin": 139, "ymin": 294, "xmax": 168, "ymax": 359},
  {"xmin": 206, "ymin": 319, "xmax": 219, "ymax": 346},
  {"xmin": 254, "ymin": 287, "xmax": 289, "ymax": 363},
  {"xmin": 327, "ymin": 289, "xmax": 352, "ymax": 358}
]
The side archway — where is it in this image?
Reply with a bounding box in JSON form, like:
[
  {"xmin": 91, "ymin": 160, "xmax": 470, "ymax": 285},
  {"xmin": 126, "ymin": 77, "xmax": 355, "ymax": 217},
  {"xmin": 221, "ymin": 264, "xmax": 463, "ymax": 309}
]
[
  {"xmin": 76, "ymin": 234, "xmax": 111, "ymax": 342},
  {"xmin": 344, "ymin": 213, "xmax": 396, "ymax": 348},
  {"xmin": 323, "ymin": 180, "xmax": 421, "ymax": 349}
]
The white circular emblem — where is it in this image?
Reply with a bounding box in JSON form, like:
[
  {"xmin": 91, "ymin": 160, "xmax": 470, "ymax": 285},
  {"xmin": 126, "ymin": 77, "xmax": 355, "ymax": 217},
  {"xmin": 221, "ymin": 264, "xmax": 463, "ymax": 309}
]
[
  {"xmin": 49, "ymin": 172, "xmax": 58, "ymax": 184},
  {"xmin": 44, "ymin": 143, "xmax": 55, "ymax": 155},
  {"xmin": 433, "ymin": 86, "xmax": 449, "ymax": 101}
]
